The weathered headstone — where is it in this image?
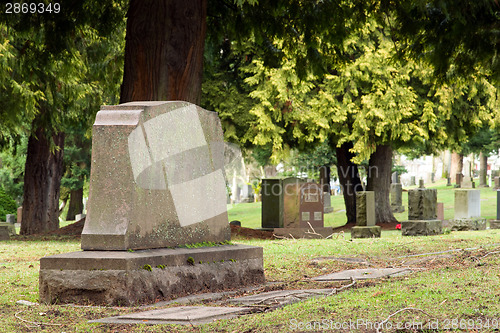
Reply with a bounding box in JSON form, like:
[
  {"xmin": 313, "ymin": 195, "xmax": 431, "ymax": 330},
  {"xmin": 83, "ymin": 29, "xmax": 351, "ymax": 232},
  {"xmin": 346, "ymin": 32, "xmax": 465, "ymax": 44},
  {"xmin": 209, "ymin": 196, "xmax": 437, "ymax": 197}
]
[
  {"xmin": 490, "ymin": 190, "xmax": 500, "ymax": 229},
  {"xmin": 17, "ymin": 206, "xmax": 22, "ymax": 223},
  {"xmin": 436, "ymin": 202, "xmax": 444, "ymax": 221},
  {"xmin": 390, "ymin": 183, "xmax": 405, "ymax": 213},
  {"xmin": 450, "ymin": 189, "xmax": 486, "ymax": 231},
  {"xmin": 267, "ymin": 179, "xmax": 332, "ymax": 238},
  {"xmin": 240, "ymin": 185, "xmax": 254, "ymax": 203},
  {"xmin": 323, "ymin": 192, "xmax": 333, "ymax": 214},
  {"xmin": 410, "ymin": 176, "xmax": 416, "ymax": 186},
  {"xmin": 351, "ymin": 191, "xmax": 381, "ymax": 238},
  {"xmin": 402, "ymin": 184, "xmax": 442, "ymax": 236},
  {"xmin": 446, "ymin": 177, "xmax": 452, "ymax": 186},
  {"xmin": 455, "ymin": 173, "xmax": 463, "ymax": 188},
  {"xmin": 0, "ymin": 225, "xmax": 9, "ymax": 241},
  {"xmin": 391, "ymin": 172, "xmax": 398, "ymax": 184},
  {"xmin": 461, "ymin": 177, "xmax": 475, "ymax": 189},
  {"xmin": 39, "ymin": 101, "xmax": 264, "ymax": 305},
  {"xmin": 419, "ymin": 179, "xmax": 425, "ymax": 188},
  {"xmin": 6, "ymin": 214, "xmax": 15, "ymax": 224},
  {"xmin": 493, "ymin": 176, "xmax": 500, "ymax": 190}
]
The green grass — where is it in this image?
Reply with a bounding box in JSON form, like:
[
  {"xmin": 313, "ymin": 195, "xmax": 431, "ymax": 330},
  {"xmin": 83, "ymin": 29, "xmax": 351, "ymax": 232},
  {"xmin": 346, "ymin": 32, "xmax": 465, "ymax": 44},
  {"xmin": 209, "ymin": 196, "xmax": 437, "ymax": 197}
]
[
  {"xmin": 228, "ymin": 178, "xmax": 498, "ymax": 229},
  {"xmin": 0, "ymin": 229, "xmax": 499, "ymax": 332}
]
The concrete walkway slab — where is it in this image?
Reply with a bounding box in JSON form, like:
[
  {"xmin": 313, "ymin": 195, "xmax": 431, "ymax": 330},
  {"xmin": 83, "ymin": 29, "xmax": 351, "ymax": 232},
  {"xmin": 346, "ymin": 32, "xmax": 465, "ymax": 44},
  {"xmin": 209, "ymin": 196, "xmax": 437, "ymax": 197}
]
[
  {"xmin": 228, "ymin": 289, "xmax": 334, "ymax": 306},
  {"xmin": 90, "ymin": 306, "xmax": 251, "ymax": 325},
  {"xmin": 312, "ymin": 268, "xmax": 411, "ymax": 281}
]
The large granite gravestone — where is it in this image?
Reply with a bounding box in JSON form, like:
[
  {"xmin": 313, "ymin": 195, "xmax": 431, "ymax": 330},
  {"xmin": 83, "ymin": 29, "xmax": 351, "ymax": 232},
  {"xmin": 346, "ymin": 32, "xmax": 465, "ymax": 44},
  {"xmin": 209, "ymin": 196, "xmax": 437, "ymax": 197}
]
[
  {"xmin": 351, "ymin": 191, "xmax": 381, "ymax": 238},
  {"xmin": 402, "ymin": 184, "xmax": 442, "ymax": 236},
  {"xmin": 39, "ymin": 102, "xmax": 264, "ymax": 305},
  {"xmin": 490, "ymin": 190, "xmax": 500, "ymax": 229},
  {"xmin": 450, "ymin": 189, "xmax": 486, "ymax": 231},
  {"xmin": 390, "ymin": 183, "xmax": 405, "ymax": 213}
]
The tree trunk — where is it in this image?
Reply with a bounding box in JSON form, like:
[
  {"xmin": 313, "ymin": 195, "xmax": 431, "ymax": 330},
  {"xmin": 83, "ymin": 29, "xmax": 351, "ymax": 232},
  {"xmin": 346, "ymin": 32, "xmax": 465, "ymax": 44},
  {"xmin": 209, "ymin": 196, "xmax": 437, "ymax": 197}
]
[
  {"xmin": 66, "ymin": 188, "xmax": 84, "ymax": 220},
  {"xmin": 366, "ymin": 144, "xmax": 397, "ymax": 223},
  {"xmin": 336, "ymin": 142, "xmax": 362, "ymax": 224},
  {"xmin": 120, "ymin": 0, "xmax": 207, "ymax": 104},
  {"xmin": 450, "ymin": 152, "xmax": 463, "ymax": 184},
  {"xmin": 20, "ymin": 127, "xmax": 64, "ymax": 235},
  {"xmin": 479, "ymin": 151, "xmax": 488, "ymax": 187}
]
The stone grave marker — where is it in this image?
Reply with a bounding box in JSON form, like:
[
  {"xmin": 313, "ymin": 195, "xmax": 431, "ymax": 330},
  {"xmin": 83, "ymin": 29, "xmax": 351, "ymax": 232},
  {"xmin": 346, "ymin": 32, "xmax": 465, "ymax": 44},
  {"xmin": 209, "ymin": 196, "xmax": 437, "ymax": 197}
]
[
  {"xmin": 455, "ymin": 173, "xmax": 463, "ymax": 188},
  {"xmin": 450, "ymin": 189, "xmax": 486, "ymax": 231},
  {"xmin": 461, "ymin": 177, "xmax": 475, "ymax": 189},
  {"xmin": 490, "ymin": 190, "xmax": 500, "ymax": 229},
  {"xmin": 351, "ymin": 191, "xmax": 381, "ymax": 238},
  {"xmin": 446, "ymin": 177, "xmax": 452, "ymax": 186},
  {"xmin": 402, "ymin": 183, "xmax": 442, "ymax": 236},
  {"xmin": 390, "ymin": 183, "xmax": 405, "ymax": 213},
  {"xmin": 6, "ymin": 214, "xmax": 15, "ymax": 224},
  {"xmin": 261, "ymin": 177, "xmax": 302, "ymax": 229},
  {"xmin": 240, "ymin": 184, "xmax": 254, "ymax": 203},
  {"xmin": 39, "ymin": 101, "xmax": 264, "ymax": 305},
  {"xmin": 437, "ymin": 202, "xmax": 444, "ymax": 221},
  {"xmin": 494, "ymin": 176, "xmax": 500, "ymax": 190},
  {"xmin": 410, "ymin": 176, "xmax": 416, "ymax": 186},
  {"xmin": 268, "ymin": 180, "xmax": 332, "ymax": 238},
  {"xmin": 16, "ymin": 206, "xmax": 22, "ymax": 223},
  {"xmin": 0, "ymin": 225, "xmax": 9, "ymax": 241}
]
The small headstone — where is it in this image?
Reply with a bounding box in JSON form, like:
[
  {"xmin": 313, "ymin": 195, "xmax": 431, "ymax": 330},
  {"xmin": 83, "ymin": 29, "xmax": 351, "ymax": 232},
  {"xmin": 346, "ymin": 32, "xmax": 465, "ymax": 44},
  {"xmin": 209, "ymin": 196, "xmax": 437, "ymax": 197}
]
[
  {"xmin": 17, "ymin": 207, "xmax": 22, "ymax": 223},
  {"xmin": 390, "ymin": 183, "xmax": 405, "ymax": 213},
  {"xmin": 461, "ymin": 177, "xmax": 474, "ymax": 189},
  {"xmin": 431, "ymin": 172, "xmax": 435, "ymax": 183},
  {"xmin": 490, "ymin": 190, "xmax": 500, "ymax": 229},
  {"xmin": 450, "ymin": 189, "xmax": 486, "ymax": 231},
  {"xmin": 402, "ymin": 186, "xmax": 442, "ymax": 236},
  {"xmin": 418, "ymin": 179, "xmax": 425, "ymax": 188},
  {"xmin": 323, "ymin": 192, "xmax": 333, "ymax": 214},
  {"xmin": 351, "ymin": 191, "xmax": 381, "ymax": 238},
  {"xmin": 6, "ymin": 214, "xmax": 15, "ymax": 224},
  {"xmin": 391, "ymin": 172, "xmax": 398, "ymax": 184},
  {"xmin": 446, "ymin": 177, "xmax": 452, "ymax": 186},
  {"xmin": 240, "ymin": 185, "xmax": 254, "ymax": 203},
  {"xmin": 493, "ymin": 176, "xmax": 500, "ymax": 190},
  {"xmin": 436, "ymin": 202, "xmax": 444, "ymax": 221},
  {"xmin": 455, "ymin": 173, "xmax": 463, "ymax": 188},
  {"xmin": 0, "ymin": 222, "xmax": 15, "ymax": 236},
  {"xmin": 410, "ymin": 176, "xmax": 416, "ymax": 186},
  {"xmin": 0, "ymin": 225, "xmax": 9, "ymax": 241}
]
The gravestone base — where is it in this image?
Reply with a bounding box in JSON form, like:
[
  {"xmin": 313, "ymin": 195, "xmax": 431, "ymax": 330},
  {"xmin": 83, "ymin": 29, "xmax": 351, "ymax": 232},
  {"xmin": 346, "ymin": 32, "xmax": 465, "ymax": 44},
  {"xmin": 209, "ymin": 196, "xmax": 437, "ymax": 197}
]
[
  {"xmin": 273, "ymin": 227, "xmax": 334, "ymax": 239},
  {"xmin": 391, "ymin": 205, "xmax": 405, "ymax": 213},
  {"xmin": 39, "ymin": 244, "xmax": 264, "ymax": 306},
  {"xmin": 490, "ymin": 220, "xmax": 500, "ymax": 229},
  {"xmin": 402, "ymin": 220, "xmax": 442, "ymax": 236},
  {"xmin": 0, "ymin": 222, "xmax": 16, "ymax": 236},
  {"xmin": 450, "ymin": 218, "xmax": 487, "ymax": 231},
  {"xmin": 351, "ymin": 226, "xmax": 381, "ymax": 239}
]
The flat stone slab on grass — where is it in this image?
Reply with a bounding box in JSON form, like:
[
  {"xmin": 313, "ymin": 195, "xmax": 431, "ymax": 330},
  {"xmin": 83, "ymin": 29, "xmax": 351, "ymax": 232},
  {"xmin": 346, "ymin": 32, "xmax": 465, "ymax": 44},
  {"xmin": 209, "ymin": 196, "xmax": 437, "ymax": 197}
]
[
  {"xmin": 311, "ymin": 257, "xmax": 371, "ymax": 265},
  {"xmin": 90, "ymin": 306, "xmax": 250, "ymax": 325},
  {"xmin": 228, "ymin": 289, "xmax": 335, "ymax": 306},
  {"xmin": 312, "ymin": 268, "xmax": 411, "ymax": 281}
]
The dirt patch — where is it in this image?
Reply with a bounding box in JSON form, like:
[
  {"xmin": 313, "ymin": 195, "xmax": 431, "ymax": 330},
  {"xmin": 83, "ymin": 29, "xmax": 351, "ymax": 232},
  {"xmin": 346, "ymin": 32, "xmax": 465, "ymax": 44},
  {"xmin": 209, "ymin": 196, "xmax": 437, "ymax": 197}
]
[
  {"xmin": 230, "ymin": 225, "xmax": 274, "ymax": 239},
  {"xmin": 331, "ymin": 221, "xmax": 400, "ymax": 232}
]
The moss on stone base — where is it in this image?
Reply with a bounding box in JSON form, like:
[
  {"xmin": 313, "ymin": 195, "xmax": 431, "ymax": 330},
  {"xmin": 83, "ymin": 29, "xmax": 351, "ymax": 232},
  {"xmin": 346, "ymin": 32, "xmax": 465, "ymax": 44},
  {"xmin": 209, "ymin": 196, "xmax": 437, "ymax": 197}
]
[{"xmin": 351, "ymin": 226, "xmax": 381, "ymax": 239}]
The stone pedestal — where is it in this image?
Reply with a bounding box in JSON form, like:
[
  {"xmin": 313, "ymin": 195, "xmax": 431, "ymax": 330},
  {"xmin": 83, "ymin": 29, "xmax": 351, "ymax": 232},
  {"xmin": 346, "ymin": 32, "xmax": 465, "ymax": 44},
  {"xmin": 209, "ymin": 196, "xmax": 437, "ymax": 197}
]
[
  {"xmin": 40, "ymin": 244, "xmax": 264, "ymax": 305},
  {"xmin": 450, "ymin": 189, "xmax": 483, "ymax": 230},
  {"xmin": 0, "ymin": 225, "xmax": 10, "ymax": 241},
  {"xmin": 403, "ymin": 186, "xmax": 442, "ymax": 236},
  {"xmin": 402, "ymin": 220, "xmax": 442, "ymax": 236},
  {"xmin": 352, "ymin": 191, "xmax": 380, "ymax": 239},
  {"xmin": 490, "ymin": 220, "xmax": 500, "ymax": 229},
  {"xmin": 390, "ymin": 183, "xmax": 405, "ymax": 213},
  {"xmin": 0, "ymin": 222, "xmax": 16, "ymax": 236}
]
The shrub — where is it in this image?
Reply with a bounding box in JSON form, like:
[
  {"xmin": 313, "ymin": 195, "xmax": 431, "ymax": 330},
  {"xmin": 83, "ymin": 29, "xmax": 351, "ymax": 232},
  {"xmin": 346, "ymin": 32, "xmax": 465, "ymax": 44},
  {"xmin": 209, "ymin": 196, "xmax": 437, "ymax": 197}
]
[{"xmin": 0, "ymin": 189, "xmax": 17, "ymax": 221}]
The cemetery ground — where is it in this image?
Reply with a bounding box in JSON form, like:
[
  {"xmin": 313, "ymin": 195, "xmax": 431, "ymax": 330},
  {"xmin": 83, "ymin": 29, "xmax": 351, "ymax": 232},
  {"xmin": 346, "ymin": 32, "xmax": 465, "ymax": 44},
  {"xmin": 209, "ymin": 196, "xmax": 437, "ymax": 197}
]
[{"xmin": 0, "ymin": 181, "xmax": 499, "ymax": 332}]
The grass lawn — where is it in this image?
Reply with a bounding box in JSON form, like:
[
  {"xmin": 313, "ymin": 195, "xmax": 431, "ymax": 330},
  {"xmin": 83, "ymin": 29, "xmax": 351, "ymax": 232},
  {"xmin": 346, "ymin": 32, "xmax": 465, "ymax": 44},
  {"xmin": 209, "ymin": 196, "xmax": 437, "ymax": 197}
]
[
  {"xmin": 228, "ymin": 178, "xmax": 499, "ymax": 229},
  {"xmin": 1, "ymin": 179, "xmax": 498, "ymax": 332},
  {"xmin": 0, "ymin": 228, "xmax": 499, "ymax": 332}
]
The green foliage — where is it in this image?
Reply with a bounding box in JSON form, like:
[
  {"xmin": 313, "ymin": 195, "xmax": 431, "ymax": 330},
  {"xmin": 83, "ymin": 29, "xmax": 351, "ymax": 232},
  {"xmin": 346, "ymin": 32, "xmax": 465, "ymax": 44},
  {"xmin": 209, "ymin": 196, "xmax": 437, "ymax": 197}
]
[
  {"xmin": 0, "ymin": 136, "xmax": 27, "ymax": 203},
  {"xmin": 0, "ymin": 188, "xmax": 17, "ymax": 221},
  {"xmin": 142, "ymin": 264, "xmax": 152, "ymax": 272},
  {"xmin": 186, "ymin": 257, "xmax": 195, "ymax": 266}
]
